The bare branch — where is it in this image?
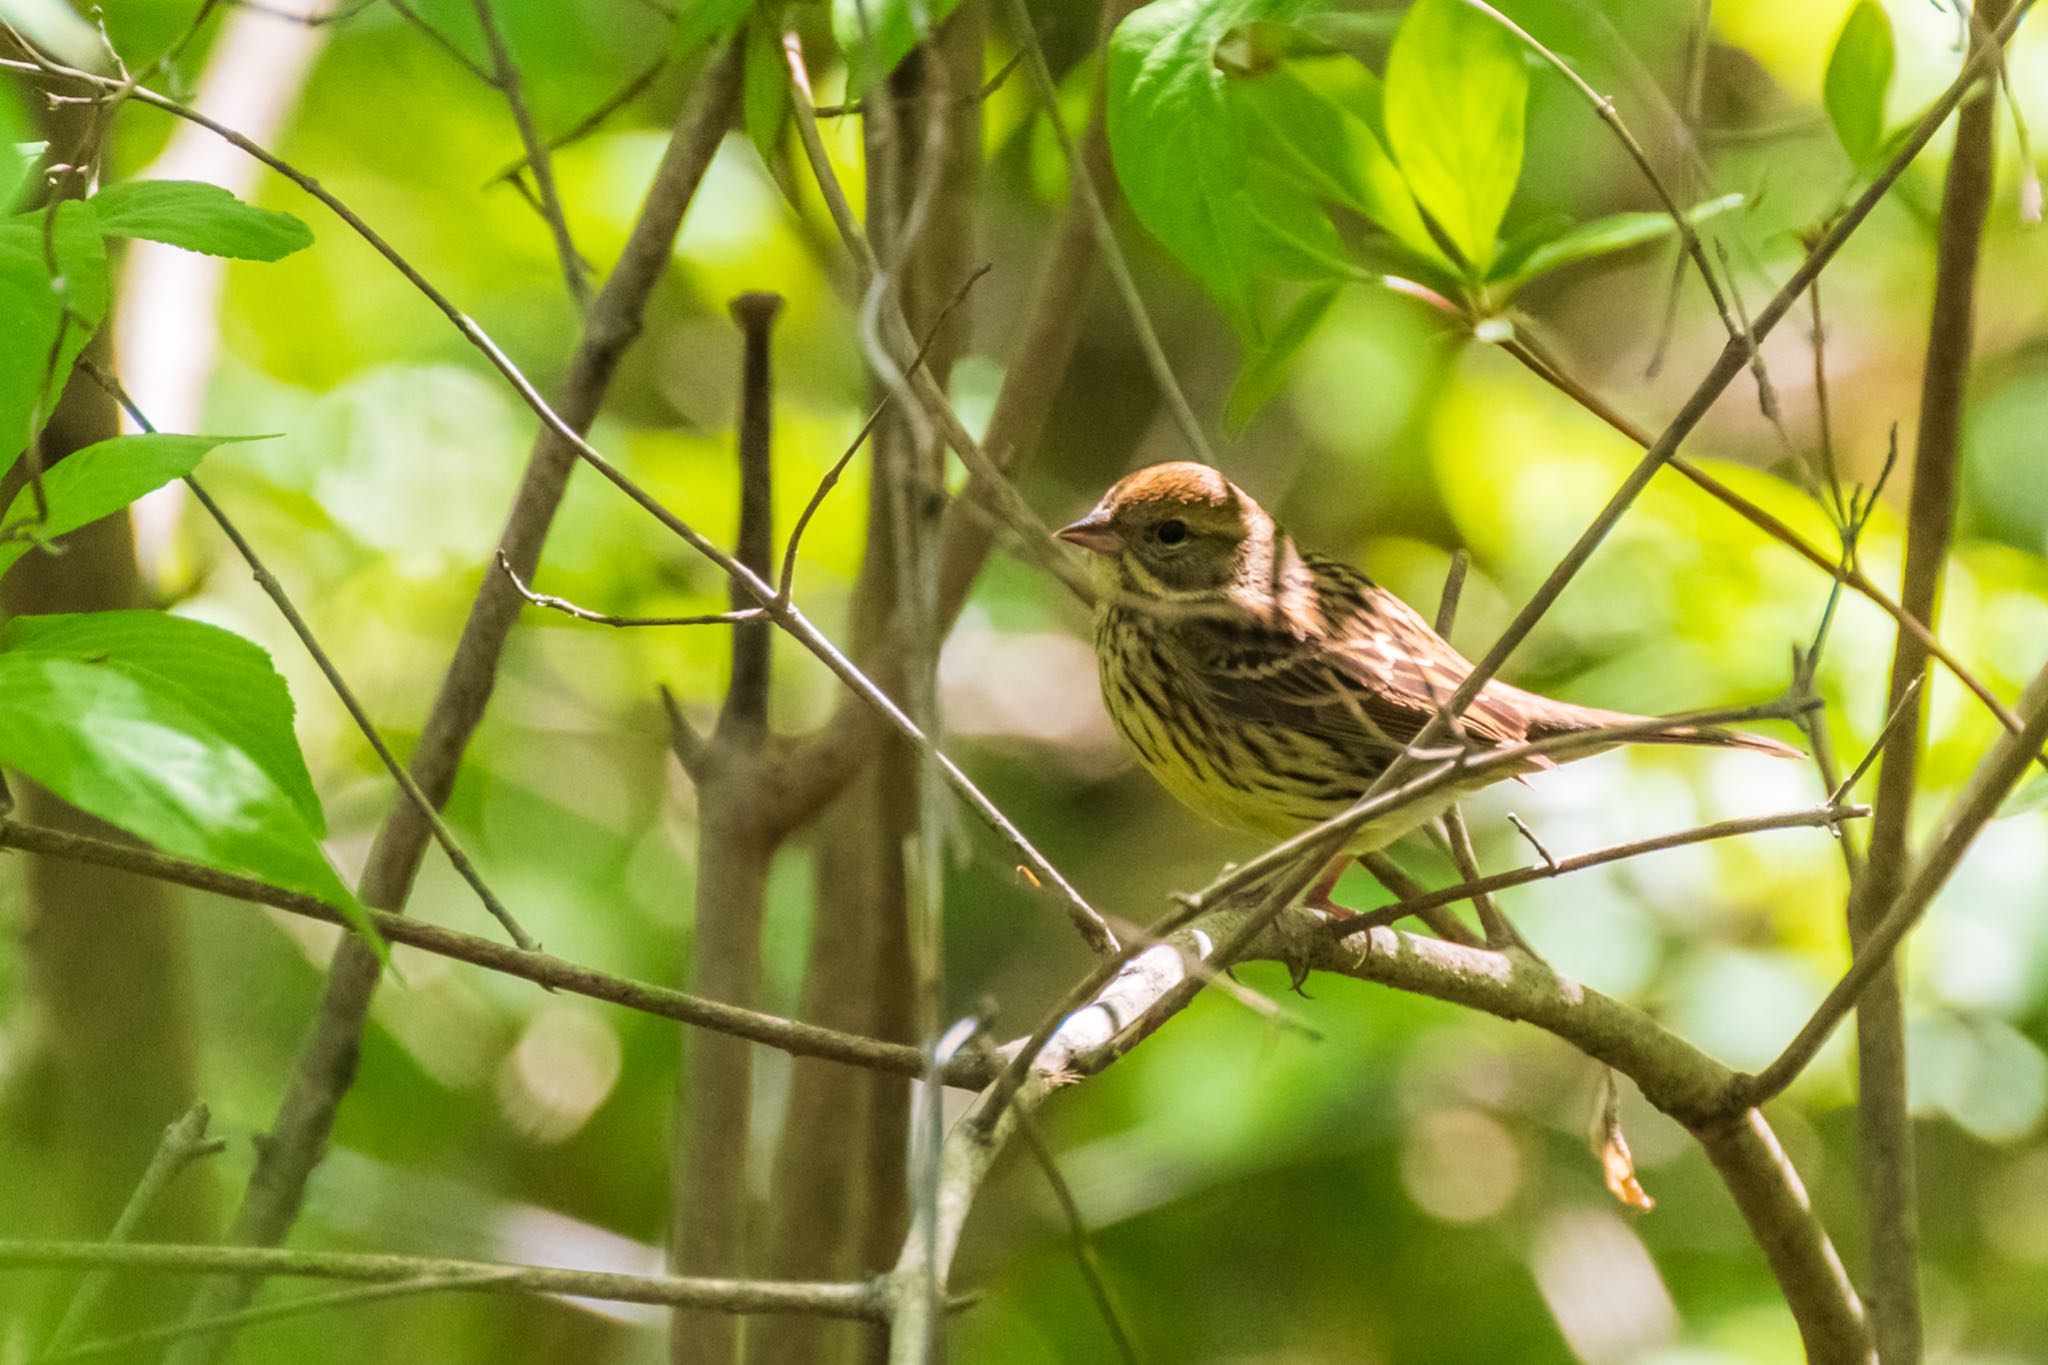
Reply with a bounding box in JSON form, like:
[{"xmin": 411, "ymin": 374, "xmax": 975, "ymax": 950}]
[
  {"xmin": 498, "ymin": 552, "xmax": 765, "ymax": 628},
  {"xmin": 1745, "ymin": 661, "xmax": 2048, "ymax": 1105},
  {"xmin": 1346, "ymin": 804, "xmax": 1866, "ymax": 934},
  {"xmin": 40, "ymin": 1105, "xmax": 225, "ymax": 1357},
  {"xmin": 468, "ymin": 0, "xmax": 589, "ymax": 306},
  {"xmin": 1498, "ymin": 325, "xmax": 2045, "ymax": 770},
  {"xmin": 0, "ymin": 1242, "xmax": 889, "ymax": 1319},
  {"xmin": 0, "ymin": 815, "xmax": 980, "ymax": 1086},
  {"xmin": 1016, "ymin": 1113, "xmax": 1143, "ymax": 1365},
  {"xmin": 1849, "ymin": 9, "xmax": 2010, "ymax": 1349}
]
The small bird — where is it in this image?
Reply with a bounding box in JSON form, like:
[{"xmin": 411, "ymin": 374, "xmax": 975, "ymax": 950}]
[{"xmin": 1055, "ymin": 462, "xmax": 1798, "ymax": 910}]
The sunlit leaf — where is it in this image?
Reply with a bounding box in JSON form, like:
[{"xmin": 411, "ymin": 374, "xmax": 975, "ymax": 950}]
[
  {"xmin": 0, "ymin": 433, "xmax": 253, "ymax": 579},
  {"xmin": 1383, "ymin": 0, "xmax": 1527, "ymax": 272},
  {"xmin": 90, "ymin": 180, "xmax": 314, "ymax": 261},
  {"xmin": 1231, "ymin": 57, "xmax": 1446, "ymax": 269},
  {"xmin": 3, "ymin": 611, "xmax": 325, "ymax": 836},
  {"xmin": 1824, "ymin": 1, "xmax": 1894, "ymax": 168},
  {"xmin": 1, "ymin": 82, "xmax": 34, "ymax": 212},
  {"xmin": 1495, "ymin": 192, "xmax": 1746, "ymax": 286},
  {"xmin": 0, "ymin": 199, "xmax": 108, "ymax": 454},
  {"xmin": 0, "ymin": 652, "xmax": 367, "ymax": 939},
  {"xmin": 742, "ymin": 15, "xmax": 791, "ymax": 170},
  {"xmin": 833, "ymin": 0, "xmax": 968, "ymax": 95},
  {"xmin": 1108, "ymin": 0, "xmax": 1345, "ymax": 334},
  {"xmin": 1226, "ymin": 283, "xmax": 1339, "ymax": 430}
]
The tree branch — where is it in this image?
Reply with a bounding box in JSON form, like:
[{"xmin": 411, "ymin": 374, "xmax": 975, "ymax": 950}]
[
  {"xmin": 1848, "ymin": 5, "xmax": 2007, "ymax": 1354},
  {"xmin": 0, "ymin": 814, "xmax": 987, "ymax": 1087},
  {"xmin": 148, "ymin": 40, "xmax": 750, "ymax": 1357},
  {"xmin": 468, "ymin": 0, "xmax": 588, "ymax": 306},
  {"xmin": 0, "ymin": 1243, "xmax": 889, "ymax": 1319},
  {"xmin": 1743, "ymin": 659, "xmax": 2048, "ymax": 1106}
]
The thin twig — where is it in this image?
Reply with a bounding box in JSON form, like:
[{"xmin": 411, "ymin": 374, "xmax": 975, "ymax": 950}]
[
  {"xmin": 778, "ymin": 263, "xmax": 990, "ymax": 599},
  {"xmin": 484, "ymin": 54, "xmax": 668, "ymax": 188},
  {"xmin": 1498, "ymin": 324, "xmax": 2047, "ymax": 771},
  {"xmin": 0, "ymin": 814, "xmax": 991, "ymax": 1087},
  {"xmin": 1505, "ymin": 813, "xmax": 1557, "ymax": 871},
  {"xmin": 39, "ymin": 1105, "xmax": 225, "ymax": 1356},
  {"xmin": 0, "ymin": 1242, "xmax": 890, "ymax": 1319},
  {"xmin": 468, "ymin": 0, "xmax": 589, "ymax": 306},
  {"xmin": 1345, "ymin": 804, "xmax": 1866, "ymax": 933},
  {"xmin": 1830, "ymin": 677, "xmax": 1922, "ymax": 805},
  {"xmin": 1016, "ymin": 1113, "xmax": 1143, "ymax": 1365},
  {"xmin": 4, "ymin": 42, "xmax": 1121, "ymax": 957},
  {"xmin": 1454, "ymin": 0, "xmax": 1779, "ymax": 420},
  {"xmin": 1357, "ymin": 851, "xmax": 1483, "ymax": 946},
  {"xmin": 154, "ymin": 45, "xmax": 747, "ymax": 1360},
  {"xmin": 77, "ymin": 361, "xmax": 541, "ymax": 952},
  {"xmin": 1000, "ymin": 0, "xmax": 1213, "ymax": 463},
  {"xmin": 497, "ymin": 553, "xmax": 765, "ymax": 627},
  {"xmin": 47, "ymin": 1271, "xmax": 524, "ymax": 1363},
  {"xmin": 1743, "ymin": 662, "xmax": 2048, "ymax": 1106}
]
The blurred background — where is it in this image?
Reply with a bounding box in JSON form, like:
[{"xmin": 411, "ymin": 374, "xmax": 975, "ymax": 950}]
[{"xmin": 3, "ymin": 0, "xmax": 2048, "ymax": 1360}]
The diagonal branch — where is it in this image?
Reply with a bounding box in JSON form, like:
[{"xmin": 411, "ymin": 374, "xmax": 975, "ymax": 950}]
[{"xmin": 0, "ymin": 1243, "xmax": 890, "ymax": 1319}]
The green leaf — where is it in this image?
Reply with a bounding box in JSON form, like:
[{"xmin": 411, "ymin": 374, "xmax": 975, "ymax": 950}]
[
  {"xmin": 0, "ymin": 433, "xmax": 250, "ymax": 580},
  {"xmin": 742, "ymin": 14, "xmax": 790, "ymax": 169},
  {"xmin": 1226, "ymin": 283, "xmax": 1339, "ymax": 430},
  {"xmin": 1824, "ymin": 1, "xmax": 1893, "ymax": 168},
  {"xmin": 1108, "ymin": 0, "xmax": 1346, "ymax": 334},
  {"xmin": 1496, "ymin": 192, "xmax": 1746, "ymax": 286},
  {"xmin": 3, "ymin": 611, "xmax": 325, "ymax": 836},
  {"xmin": 675, "ymin": 0, "xmax": 750, "ymax": 54},
  {"xmin": 0, "ymin": 652, "xmax": 366, "ymax": 937},
  {"xmin": 89, "ymin": 180, "xmax": 314, "ymax": 262},
  {"xmin": 1999, "ymin": 774, "xmax": 2048, "ymax": 819},
  {"xmin": 1231, "ymin": 57, "xmax": 1445, "ymax": 269},
  {"xmin": 833, "ymin": 0, "xmax": 969, "ymax": 95},
  {"xmin": 1383, "ymin": 0, "xmax": 1527, "ymax": 272},
  {"xmin": 1, "ymin": 81, "xmax": 33, "ymax": 213},
  {"xmin": 0, "ymin": 199, "xmax": 109, "ymax": 455},
  {"xmin": 0, "ymin": 0, "xmax": 108, "ymax": 70}
]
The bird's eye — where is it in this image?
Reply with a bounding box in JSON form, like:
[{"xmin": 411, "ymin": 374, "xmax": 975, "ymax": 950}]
[{"xmin": 1154, "ymin": 519, "xmax": 1189, "ymax": 546}]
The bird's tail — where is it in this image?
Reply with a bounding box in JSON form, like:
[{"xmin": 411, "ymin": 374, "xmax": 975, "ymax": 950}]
[{"xmin": 1527, "ymin": 699, "xmax": 1804, "ymax": 760}]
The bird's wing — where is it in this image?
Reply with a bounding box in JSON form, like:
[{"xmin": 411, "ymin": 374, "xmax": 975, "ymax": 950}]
[{"xmin": 1190, "ymin": 555, "xmax": 1538, "ymax": 756}]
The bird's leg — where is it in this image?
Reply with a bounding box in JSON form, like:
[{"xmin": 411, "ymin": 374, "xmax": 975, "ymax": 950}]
[{"xmin": 1302, "ymin": 852, "xmax": 1360, "ymax": 919}]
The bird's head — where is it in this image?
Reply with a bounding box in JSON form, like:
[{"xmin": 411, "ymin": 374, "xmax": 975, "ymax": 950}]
[{"xmin": 1054, "ymin": 462, "xmax": 1276, "ymax": 601}]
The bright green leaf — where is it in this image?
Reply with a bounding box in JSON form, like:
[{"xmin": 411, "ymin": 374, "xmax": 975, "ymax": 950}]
[
  {"xmin": 1824, "ymin": 1, "xmax": 1894, "ymax": 167},
  {"xmin": 675, "ymin": 0, "xmax": 750, "ymax": 54},
  {"xmin": 1108, "ymin": 0, "xmax": 1345, "ymax": 334},
  {"xmin": 1226, "ymin": 283, "xmax": 1339, "ymax": 430},
  {"xmin": 1, "ymin": 83, "xmax": 32, "ymax": 213},
  {"xmin": 833, "ymin": 0, "xmax": 968, "ymax": 95},
  {"xmin": 90, "ymin": 180, "xmax": 314, "ymax": 262},
  {"xmin": 0, "ymin": 433, "xmax": 251, "ymax": 579},
  {"xmin": 1231, "ymin": 58, "xmax": 1445, "ymax": 269},
  {"xmin": 0, "ymin": 653, "xmax": 367, "ymax": 937},
  {"xmin": 743, "ymin": 15, "xmax": 790, "ymax": 170},
  {"xmin": 0, "ymin": 199, "xmax": 109, "ymax": 454},
  {"xmin": 1496, "ymin": 192, "xmax": 1746, "ymax": 286},
  {"xmin": 1383, "ymin": 0, "xmax": 1527, "ymax": 272},
  {"xmin": 3, "ymin": 611, "xmax": 325, "ymax": 836}
]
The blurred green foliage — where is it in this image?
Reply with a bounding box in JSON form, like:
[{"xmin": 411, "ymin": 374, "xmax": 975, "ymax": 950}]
[{"xmin": 3, "ymin": 0, "xmax": 2048, "ymax": 1360}]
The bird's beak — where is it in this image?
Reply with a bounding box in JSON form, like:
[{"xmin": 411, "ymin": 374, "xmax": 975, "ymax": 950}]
[{"xmin": 1054, "ymin": 507, "xmax": 1119, "ymax": 556}]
